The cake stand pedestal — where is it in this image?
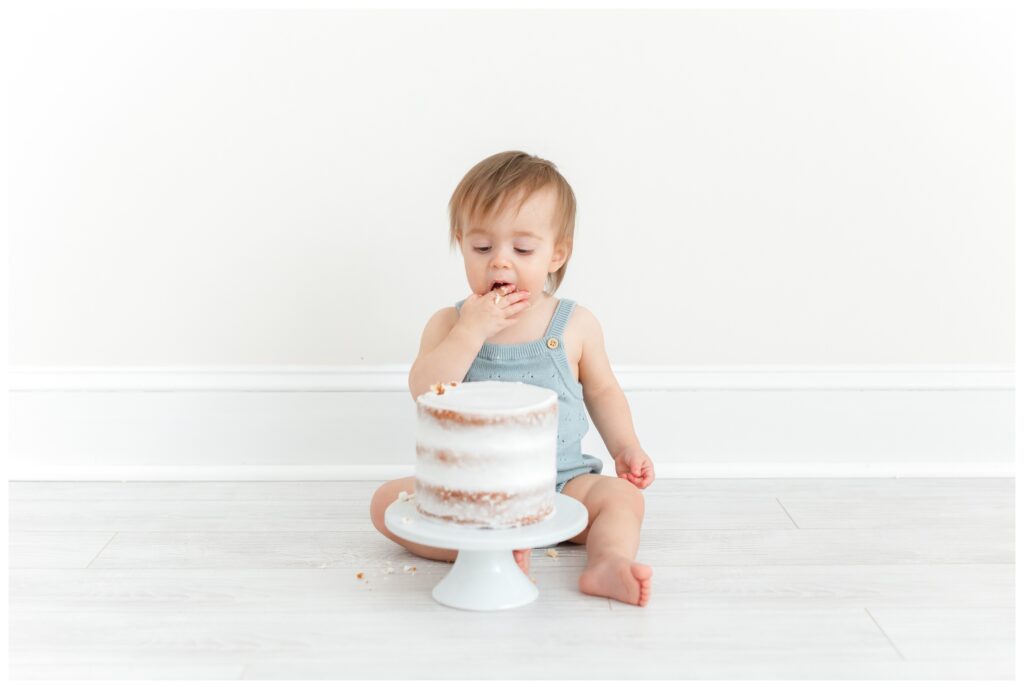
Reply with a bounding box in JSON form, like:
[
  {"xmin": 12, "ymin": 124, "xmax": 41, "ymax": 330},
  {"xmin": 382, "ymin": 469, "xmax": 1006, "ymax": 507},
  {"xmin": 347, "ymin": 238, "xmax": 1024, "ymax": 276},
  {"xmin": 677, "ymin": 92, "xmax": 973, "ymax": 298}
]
[{"xmin": 384, "ymin": 493, "xmax": 588, "ymax": 611}]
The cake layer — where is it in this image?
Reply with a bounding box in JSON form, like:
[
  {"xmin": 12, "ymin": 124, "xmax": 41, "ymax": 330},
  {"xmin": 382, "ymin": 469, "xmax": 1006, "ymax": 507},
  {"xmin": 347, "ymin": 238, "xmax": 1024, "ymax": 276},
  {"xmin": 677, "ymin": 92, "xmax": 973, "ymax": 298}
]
[
  {"xmin": 417, "ymin": 380, "xmax": 558, "ymax": 415},
  {"xmin": 419, "ymin": 402, "xmax": 557, "ymax": 429},
  {"xmin": 417, "ymin": 411, "xmax": 557, "ymax": 450},
  {"xmin": 415, "ymin": 442, "xmax": 556, "ymax": 490},
  {"xmin": 414, "ymin": 478, "xmax": 554, "ymax": 528}
]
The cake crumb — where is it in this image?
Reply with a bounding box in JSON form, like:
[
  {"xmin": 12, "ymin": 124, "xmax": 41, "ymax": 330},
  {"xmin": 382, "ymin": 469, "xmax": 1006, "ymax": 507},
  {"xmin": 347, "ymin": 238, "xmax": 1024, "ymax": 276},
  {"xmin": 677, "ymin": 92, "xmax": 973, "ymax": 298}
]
[
  {"xmin": 401, "ymin": 516, "xmax": 411, "ymax": 524},
  {"xmin": 448, "ymin": 381, "xmax": 459, "ymax": 387},
  {"xmin": 397, "ymin": 490, "xmax": 415, "ymax": 502},
  {"xmin": 546, "ymin": 548, "xmax": 559, "ymax": 559},
  {"xmin": 356, "ymin": 571, "xmax": 365, "ymax": 579},
  {"xmin": 403, "ymin": 565, "xmax": 417, "ymax": 573},
  {"xmin": 431, "ymin": 382, "xmax": 446, "ymax": 395}
]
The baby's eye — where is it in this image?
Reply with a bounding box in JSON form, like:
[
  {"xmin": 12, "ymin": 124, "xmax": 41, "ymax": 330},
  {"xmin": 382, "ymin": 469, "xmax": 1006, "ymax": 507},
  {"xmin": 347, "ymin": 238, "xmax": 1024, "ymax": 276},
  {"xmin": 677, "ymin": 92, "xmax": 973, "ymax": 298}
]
[{"xmin": 472, "ymin": 247, "xmax": 533, "ymax": 255}]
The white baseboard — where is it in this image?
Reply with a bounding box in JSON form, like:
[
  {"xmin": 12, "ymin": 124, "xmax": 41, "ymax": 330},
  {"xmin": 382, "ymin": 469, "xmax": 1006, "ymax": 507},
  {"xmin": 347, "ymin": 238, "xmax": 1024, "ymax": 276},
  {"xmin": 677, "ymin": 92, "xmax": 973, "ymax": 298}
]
[
  {"xmin": 9, "ymin": 365, "xmax": 1014, "ymax": 481},
  {"xmin": 6, "ymin": 463, "xmax": 1014, "ymax": 482}
]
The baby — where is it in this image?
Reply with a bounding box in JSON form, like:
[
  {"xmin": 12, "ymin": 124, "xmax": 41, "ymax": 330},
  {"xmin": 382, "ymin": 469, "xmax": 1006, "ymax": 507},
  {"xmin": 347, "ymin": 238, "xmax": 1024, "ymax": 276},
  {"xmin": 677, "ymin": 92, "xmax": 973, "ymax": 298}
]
[{"xmin": 370, "ymin": 150, "xmax": 654, "ymax": 607}]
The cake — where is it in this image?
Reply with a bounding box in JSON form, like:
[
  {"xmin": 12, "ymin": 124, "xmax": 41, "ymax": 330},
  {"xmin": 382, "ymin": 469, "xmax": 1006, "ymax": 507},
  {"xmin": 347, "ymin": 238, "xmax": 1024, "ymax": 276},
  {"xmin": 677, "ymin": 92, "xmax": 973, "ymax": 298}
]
[{"xmin": 414, "ymin": 380, "xmax": 558, "ymax": 528}]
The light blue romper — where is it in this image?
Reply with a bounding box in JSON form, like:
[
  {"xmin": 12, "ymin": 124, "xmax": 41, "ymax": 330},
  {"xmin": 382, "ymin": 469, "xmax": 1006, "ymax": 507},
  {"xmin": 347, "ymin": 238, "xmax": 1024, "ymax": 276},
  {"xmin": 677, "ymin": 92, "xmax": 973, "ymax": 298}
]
[{"xmin": 454, "ymin": 297, "xmax": 604, "ymax": 493}]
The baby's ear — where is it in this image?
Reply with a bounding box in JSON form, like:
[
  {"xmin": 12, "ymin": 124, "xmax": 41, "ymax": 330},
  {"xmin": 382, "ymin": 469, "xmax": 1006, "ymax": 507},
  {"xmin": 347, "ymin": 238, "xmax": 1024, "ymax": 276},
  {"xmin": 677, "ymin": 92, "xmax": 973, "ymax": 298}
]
[{"xmin": 549, "ymin": 239, "xmax": 571, "ymax": 270}]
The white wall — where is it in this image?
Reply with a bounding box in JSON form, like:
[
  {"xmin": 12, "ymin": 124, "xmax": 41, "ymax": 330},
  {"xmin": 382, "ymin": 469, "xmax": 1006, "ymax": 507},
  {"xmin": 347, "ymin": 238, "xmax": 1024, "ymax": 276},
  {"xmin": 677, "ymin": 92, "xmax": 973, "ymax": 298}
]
[
  {"xmin": 8, "ymin": 8, "xmax": 1014, "ymax": 480},
  {"xmin": 9, "ymin": 8, "xmax": 1014, "ymax": 367}
]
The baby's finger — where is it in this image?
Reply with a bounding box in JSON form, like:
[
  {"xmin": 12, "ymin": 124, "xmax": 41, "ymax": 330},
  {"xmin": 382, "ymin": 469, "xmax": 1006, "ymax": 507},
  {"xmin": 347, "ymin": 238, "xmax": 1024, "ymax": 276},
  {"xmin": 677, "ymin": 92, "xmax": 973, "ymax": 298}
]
[
  {"xmin": 505, "ymin": 294, "xmax": 532, "ymax": 311},
  {"xmin": 505, "ymin": 297, "xmax": 532, "ymax": 314},
  {"xmin": 504, "ymin": 292, "xmax": 531, "ymax": 309}
]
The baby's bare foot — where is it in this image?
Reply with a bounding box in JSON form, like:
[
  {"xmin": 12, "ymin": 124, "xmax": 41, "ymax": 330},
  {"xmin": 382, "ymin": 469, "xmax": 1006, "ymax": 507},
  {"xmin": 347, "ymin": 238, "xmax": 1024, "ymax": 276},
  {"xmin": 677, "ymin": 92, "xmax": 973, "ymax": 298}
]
[
  {"xmin": 579, "ymin": 555, "xmax": 652, "ymax": 606},
  {"xmin": 513, "ymin": 548, "xmax": 532, "ymax": 576}
]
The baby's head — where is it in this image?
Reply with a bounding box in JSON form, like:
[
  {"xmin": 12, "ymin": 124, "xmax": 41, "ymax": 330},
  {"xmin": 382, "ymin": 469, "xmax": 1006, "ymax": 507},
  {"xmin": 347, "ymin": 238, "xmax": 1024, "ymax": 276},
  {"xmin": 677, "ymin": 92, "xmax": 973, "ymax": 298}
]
[{"xmin": 449, "ymin": 151, "xmax": 576, "ymax": 297}]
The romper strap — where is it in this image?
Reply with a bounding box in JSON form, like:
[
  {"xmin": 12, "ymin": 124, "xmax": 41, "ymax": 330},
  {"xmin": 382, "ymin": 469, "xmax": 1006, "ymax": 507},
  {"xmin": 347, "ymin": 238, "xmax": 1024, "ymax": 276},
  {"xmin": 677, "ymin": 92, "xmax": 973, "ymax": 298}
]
[{"xmin": 544, "ymin": 298, "xmax": 576, "ymax": 341}]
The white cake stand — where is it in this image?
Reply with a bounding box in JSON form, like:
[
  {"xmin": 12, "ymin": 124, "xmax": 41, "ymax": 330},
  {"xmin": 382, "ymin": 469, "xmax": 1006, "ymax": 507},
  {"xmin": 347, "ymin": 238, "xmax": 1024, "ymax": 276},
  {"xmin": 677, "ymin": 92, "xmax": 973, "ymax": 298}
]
[{"xmin": 384, "ymin": 493, "xmax": 588, "ymax": 611}]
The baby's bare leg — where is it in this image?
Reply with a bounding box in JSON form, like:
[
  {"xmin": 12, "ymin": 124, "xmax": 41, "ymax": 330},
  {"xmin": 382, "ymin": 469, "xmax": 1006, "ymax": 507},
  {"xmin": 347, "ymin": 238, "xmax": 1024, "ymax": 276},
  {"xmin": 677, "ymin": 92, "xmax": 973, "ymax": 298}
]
[
  {"xmin": 562, "ymin": 474, "xmax": 652, "ymax": 606},
  {"xmin": 369, "ymin": 477, "xmax": 457, "ymax": 562},
  {"xmin": 586, "ymin": 503, "xmax": 643, "ymax": 561}
]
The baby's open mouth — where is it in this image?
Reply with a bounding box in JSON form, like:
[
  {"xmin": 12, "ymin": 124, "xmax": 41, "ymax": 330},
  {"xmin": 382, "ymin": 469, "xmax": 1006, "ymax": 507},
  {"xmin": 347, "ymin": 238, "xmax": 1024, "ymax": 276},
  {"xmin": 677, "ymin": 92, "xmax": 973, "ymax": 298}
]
[{"xmin": 490, "ymin": 281, "xmax": 516, "ymax": 292}]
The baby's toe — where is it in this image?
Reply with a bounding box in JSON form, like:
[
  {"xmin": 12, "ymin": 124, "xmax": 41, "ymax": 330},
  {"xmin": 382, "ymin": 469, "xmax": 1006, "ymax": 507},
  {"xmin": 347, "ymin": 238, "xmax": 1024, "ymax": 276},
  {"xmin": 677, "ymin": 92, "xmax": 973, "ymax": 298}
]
[
  {"xmin": 638, "ymin": 579, "xmax": 651, "ymax": 606},
  {"xmin": 634, "ymin": 565, "xmax": 652, "ymax": 606}
]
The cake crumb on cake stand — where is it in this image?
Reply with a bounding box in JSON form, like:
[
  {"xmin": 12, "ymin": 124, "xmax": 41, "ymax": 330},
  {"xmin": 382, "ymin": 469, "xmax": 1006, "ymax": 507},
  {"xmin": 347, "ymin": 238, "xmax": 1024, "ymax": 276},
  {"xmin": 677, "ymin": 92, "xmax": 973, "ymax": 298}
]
[{"xmin": 384, "ymin": 493, "xmax": 587, "ymax": 611}]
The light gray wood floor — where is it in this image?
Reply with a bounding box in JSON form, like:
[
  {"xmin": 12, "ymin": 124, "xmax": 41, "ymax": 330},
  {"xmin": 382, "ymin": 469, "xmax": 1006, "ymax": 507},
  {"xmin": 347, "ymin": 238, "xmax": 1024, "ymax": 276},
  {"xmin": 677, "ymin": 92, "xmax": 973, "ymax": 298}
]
[{"xmin": 8, "ymin": 478, "xmax": 1015, "ymax": 680}]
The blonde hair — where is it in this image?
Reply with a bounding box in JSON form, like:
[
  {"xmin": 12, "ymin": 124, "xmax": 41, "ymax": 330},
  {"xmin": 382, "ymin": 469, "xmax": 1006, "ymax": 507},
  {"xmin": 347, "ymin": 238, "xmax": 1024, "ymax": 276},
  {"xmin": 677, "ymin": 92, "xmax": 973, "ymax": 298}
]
[{"xmin": 448, "ymin": 151, "xmax": 576, "ymax": 295}]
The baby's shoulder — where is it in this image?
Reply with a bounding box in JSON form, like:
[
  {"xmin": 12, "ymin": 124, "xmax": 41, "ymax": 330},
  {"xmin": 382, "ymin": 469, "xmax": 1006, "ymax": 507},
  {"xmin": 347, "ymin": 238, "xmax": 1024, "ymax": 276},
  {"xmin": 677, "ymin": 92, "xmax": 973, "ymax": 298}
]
[
  {"xmin": 564, "ymin": 302, "xmax": 605, "ymax": 366},
  {"xmin": 428, "ymin": 306, "xmax": 460, "ymax": 332},
  {"xmin": 567, "ymin": 301, "xmax": 602, "ymax": 337},
  {"xmin": 435, "ymin": 305, "xmax": 460, "ymax": 320},
  {"xmin": 415, "ymin": 306, "xmax": 461, "ymax": 357}
]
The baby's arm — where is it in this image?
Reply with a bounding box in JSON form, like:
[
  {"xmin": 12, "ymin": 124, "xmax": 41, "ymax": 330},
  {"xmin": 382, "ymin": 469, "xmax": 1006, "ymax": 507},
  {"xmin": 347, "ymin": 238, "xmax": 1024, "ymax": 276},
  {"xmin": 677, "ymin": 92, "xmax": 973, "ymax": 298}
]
[
  {"xmin": 408, "ymin": 287, "xmax": 531, "ymax": 401},
  {"xmin": 408, "ymin": 308, "xmax": 484, "ymax": 401},
  {"xmin": 576, "ymin": 306, "xmax": 655, "ymax": 488}
]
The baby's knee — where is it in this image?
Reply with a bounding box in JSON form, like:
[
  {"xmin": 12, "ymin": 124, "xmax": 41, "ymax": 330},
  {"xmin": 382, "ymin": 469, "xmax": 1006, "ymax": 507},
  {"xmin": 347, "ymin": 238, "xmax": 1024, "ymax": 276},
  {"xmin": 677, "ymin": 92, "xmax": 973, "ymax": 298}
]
[
  {"xmin": 628, "ymin": 484, "xmax": 645, "ymax": 518},
  {"xmin": 611, "ymin": 480, "xmax": 645, "ymax": 519},
  {"xmin": 369, "ymin": 476, "xmax": 416, "ymax": 533},
  {"xmin": 369, "ymin": 486, "xmax": 386, "ymax": 532}
]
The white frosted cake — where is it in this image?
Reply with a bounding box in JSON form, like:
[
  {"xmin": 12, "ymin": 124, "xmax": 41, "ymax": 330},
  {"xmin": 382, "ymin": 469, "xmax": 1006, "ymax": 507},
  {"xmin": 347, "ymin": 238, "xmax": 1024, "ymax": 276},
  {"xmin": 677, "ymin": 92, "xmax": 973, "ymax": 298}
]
[{"xmin": 414, "ymin": 380, "xmax": 558, "ymax": 528}]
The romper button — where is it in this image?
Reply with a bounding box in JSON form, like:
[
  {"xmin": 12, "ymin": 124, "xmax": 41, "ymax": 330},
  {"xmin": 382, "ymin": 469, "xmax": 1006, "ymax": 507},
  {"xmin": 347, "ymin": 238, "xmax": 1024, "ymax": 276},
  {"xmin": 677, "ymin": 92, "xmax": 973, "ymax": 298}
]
[{"xmin": 547, "ymin": 337, "xmax": 559, "ymax": 349}]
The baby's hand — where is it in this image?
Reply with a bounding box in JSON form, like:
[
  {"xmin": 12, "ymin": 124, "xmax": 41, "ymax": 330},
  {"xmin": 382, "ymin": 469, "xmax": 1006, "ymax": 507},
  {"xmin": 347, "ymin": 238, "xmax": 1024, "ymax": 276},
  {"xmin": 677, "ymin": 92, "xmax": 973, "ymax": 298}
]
[
  {"xmin": 456, "ymin": 284, "xmax": 532, "ymax": 342},
  {"xmin": 614, "ymin": 446, "xmax": 655, "ymax": 489}
]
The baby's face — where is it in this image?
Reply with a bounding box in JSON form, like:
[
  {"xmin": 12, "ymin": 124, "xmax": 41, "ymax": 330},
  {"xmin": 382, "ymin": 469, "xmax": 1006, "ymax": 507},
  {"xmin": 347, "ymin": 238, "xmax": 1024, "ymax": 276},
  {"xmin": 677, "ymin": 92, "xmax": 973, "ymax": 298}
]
[{"xmin": 456, "ymin": 185, "xmax": 568, "ymax": 303}]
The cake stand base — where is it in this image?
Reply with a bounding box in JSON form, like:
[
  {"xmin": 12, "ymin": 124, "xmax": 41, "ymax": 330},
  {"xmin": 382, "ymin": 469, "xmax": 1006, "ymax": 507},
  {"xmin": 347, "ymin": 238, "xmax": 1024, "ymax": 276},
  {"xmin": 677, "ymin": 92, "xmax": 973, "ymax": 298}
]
[{"xmin": 384, "ymin": 493, "xmax": 589, "ymax": 611}]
